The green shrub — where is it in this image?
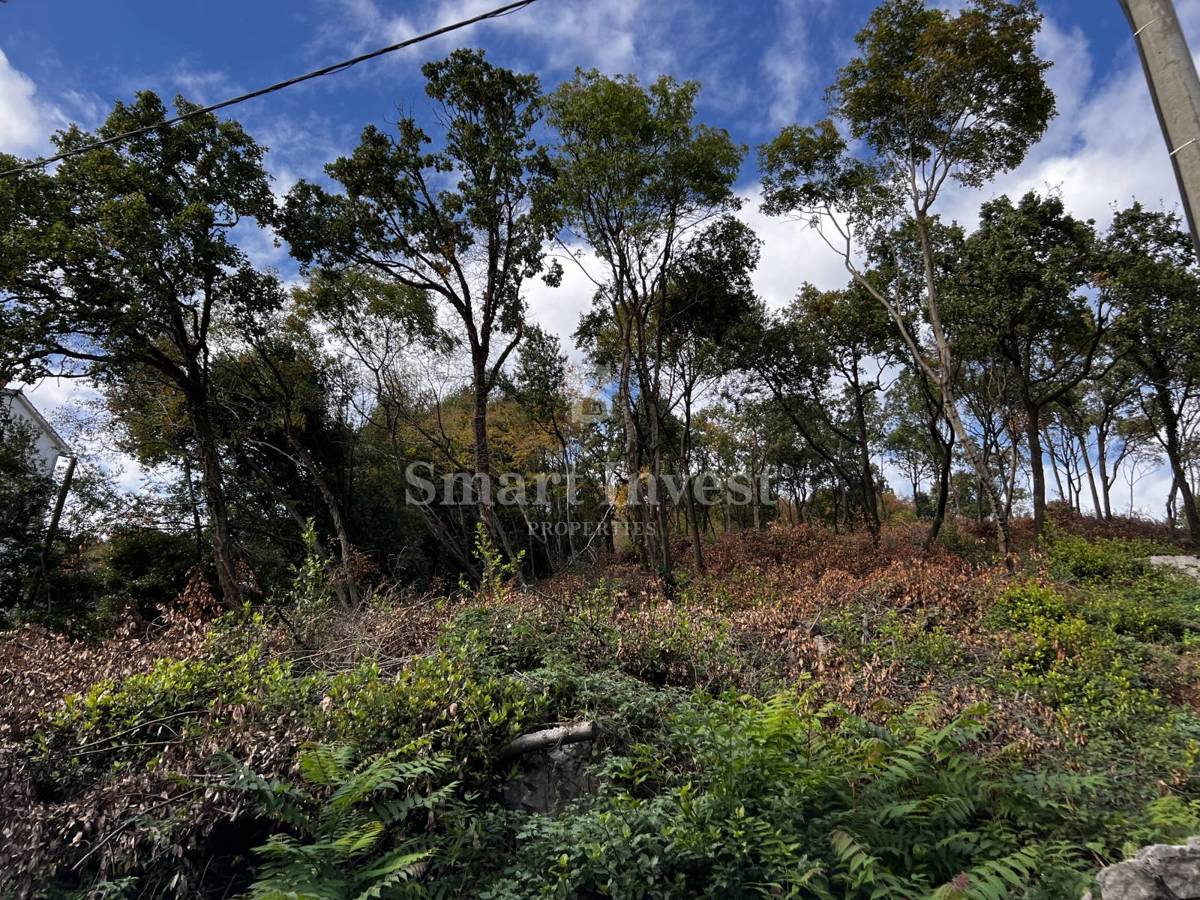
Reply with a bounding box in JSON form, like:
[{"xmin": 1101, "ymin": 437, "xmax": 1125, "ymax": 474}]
[
  {"xmin": 451, "ymin": 695, "xmax": 1095, "ymax": 899},
  {"xmin": 222, "ymin": 742, "xmax": 455, "ymax": 899},
  {"xmin": 320, "ymin": 640, "xmax": 548, "ymax": 784},
  {"xmin": 441, "ymin": 589, "xmax": 743, "ymax": 691},
  {"xmin": 1083, "ymin": 576, "xmax": 1200, "ymax": 644},
  {"xmin": 40, "ymin": 638, "xmax": 314, "ymax": 782},
  {"xmin": 988, "ymin": 582, "xmax": 1165, "ymax": 732},
  {"xmin": 1044, "ymin": 534, "xmax": 1163, "ymax": 584}
]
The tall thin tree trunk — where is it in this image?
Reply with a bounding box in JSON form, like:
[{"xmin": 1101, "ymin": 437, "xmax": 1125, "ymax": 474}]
[
  {"xmin": 472, "ymin": 371, "xmax": 495, "ymax": 543},
  {"xmin": 1080, "ymin": 433, "xmax": 1104, "ymax": 520},
  {"xmin": 1097, "ymin": 425, "xmax": 1114, "ymax": 520},
  {"xmin": 1157, "ymin": 383, "xmax": 1200, "ymax": 545},
  {"xmin": 1026, "ymin": 402, "xmax": 1048, "ymax": 544},
  {"xmin": 914, "ymin": 213, "xmax": 1013, "ymax": 565},
  {"xmin": 188, "ymin": 398, "xmax": 242, "ymax": 606},
  {"xmin": 925, "ymin": 432, "xmax": 953, "ymax": 551},
  {"xmin": 289, "ymin": 435, "xmax": 361, "ymax": 604},
  {"xmin": 182, "ymin": 455, "xmax": 204, "ymax": 563}
]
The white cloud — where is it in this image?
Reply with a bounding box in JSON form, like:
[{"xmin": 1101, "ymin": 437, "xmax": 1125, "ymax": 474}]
[
  {"xmin": 168, "ymin": 67, "xmax": 244, "ymax": 105},
  {"xmin": 0, "ymin": 49, "xmax": 63, "ymax": 157},
  {"xmin": 320, "ymin": 0, "xmax": 694, "ymax": 81},
  {"xmin": 522, "ymin": 245, "xmax": 601, "ymax": 364},
  {"xmin": 737, "ymin": 185, "xmax": 850, "ymax": 307},
  {"xmin": 760, "ymin": 0, "xmax": 829, "ymax": 128}
]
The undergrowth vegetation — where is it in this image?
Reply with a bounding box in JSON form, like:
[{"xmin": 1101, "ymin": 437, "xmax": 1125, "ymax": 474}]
[{"xmin": 2, "ymin": 522, "xmax": 1200, "ymax": 898}]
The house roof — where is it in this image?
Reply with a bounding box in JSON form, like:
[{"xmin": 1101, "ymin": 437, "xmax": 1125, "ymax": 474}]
[{"xmin": 1, "ymin": 388, "xmax": 72, "ymax": 456}]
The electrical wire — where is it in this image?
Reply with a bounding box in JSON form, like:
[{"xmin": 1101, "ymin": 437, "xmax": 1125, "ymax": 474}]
[{"xmin": 0, "ymin": 0, "xmax": 539, "ymax": 179}]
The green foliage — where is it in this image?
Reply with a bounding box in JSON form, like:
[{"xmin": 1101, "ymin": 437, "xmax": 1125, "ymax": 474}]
[
  {"xmin": 0, "ymin": 403, "xmax": 53, "ymax": 612},
  {"xmin": 1038, "ymin": 532, "xmax": 1200, "ymax": 643},
  {"xmin": 41, "ymin": 638, "xmax": 313, "ymax": 783},
  {"xmin": 1043, "ymin": 533, "xmax": 1160, "ymax": 583},
  {"xmin": 461, "ymin": 522, "xmax": 524, "ymax": 601},
  {"xmin": 461, "ymin": 695, "xmax": 1088, "ymax": 898},
  {"xmin": 988, "ymin": 582, "xmax": 1165, "ymax": 731},
  {"xmin": 441, "ymin": 586, "xmax": 744, "ymax": 691},
  {"xmin": 871, "ymin": 609, "xmax": 967, "ymax": 673},
  {"xmin": 320, "ymin": 641, "xmax": 547, "ymax": 783},
  {"xmin": 288, "ymin": 520, "xmax": 338, "ymax": 621},
  {"xmin": 222, "ymin": 742, "xmax": 455, "ymax": 899},
  {"xmin": 96, "ymin": 526, "xmax": 197, "ymax": 620}
]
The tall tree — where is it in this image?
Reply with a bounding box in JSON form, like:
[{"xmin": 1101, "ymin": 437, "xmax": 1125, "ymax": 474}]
[
  {"xmin": 545, "ymin": 70, "xmax": 742, "ymax": 586},
  {"xmin": 1103, "ymin": 204, "xmax": 1200, "ymax": 545},
  {"xmin": 952, "ymin": 192, "xmax": 1103, "ymax": 543},
  {"xmin": 663, "ymin": 216, "xmax": 760, "ymax": 569},
  {"xmin": 0, "ymin": 93, "xmax": 278, "ymax": 604},
  {"xmin": 281, "ymin": 49, "xmax": 555, "ymax": 552},
  {"xmin": 748, "ymin": 284, "xmax": 895, "ymax": 543},
  {"xmin": 758, "ymin": 0, "xmax": 1054, "ymax": 564}
]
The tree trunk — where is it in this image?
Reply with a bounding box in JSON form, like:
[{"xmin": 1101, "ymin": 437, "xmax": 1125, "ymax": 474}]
[
  {"xmin": 182, "ymin": 455, "xmax": 204, "ymax": 564},
  {"xmin": 188, "ymin": 397, "xmax": 242, "ymax": 606},
  {"xmin": 288, "ymin": 435, "xmax": 361, "ymax": 605},
  {"xmin": 1080, "ymin": 433, "xmax": 1104, "ymax": 520},
  {"xmin": 472, "ymin": 371, "xmax": 496, "ymax": 543},
  {"xmin": 1157, "ymin": 382, "xmax": 1200, "ymax": 546},
  {"xmin": 852, "ymin": 383, "xmax": 882, "ymax": 544},
  {"xmin": 913, "ymin": 212, "xmax": 1013, "ymax": 566},
  {"xmin": 1096, "ymin": 425, "xmax": 1114, "ymax": 520},
  {"xmin": 1025, "ymin": 401, "xmax": 1047, "ymax": 544},
  {"xmin": 924, "ymin": 432, "xmax": 953, "ymax": 551}
]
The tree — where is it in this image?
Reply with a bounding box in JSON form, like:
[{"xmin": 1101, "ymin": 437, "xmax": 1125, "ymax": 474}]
[
  {"xmin": 663, "ymin": 216, "xmax": 760, "ymax": 569},
  {"xmin": 545, "ymin": 70, "xmax": 743, "ymax": 585},
  {"xmin": 281, "ymin": 49, "xmax": 555, "ymax": 554},
  {"xmin": 1103, "ymin": 204, "xmax": 1200, "ymax": 545},
  {"xmin": 758, "ymin": 0, "xmax": 1055, "ymax": 565},
  {"xmin": 0, "ymin": 93, "xmax": 279, "ymax": 604},
  {"xmin": 218, "ymin": 312, "xmax": 365, "ymax": 604},
  {"xmin": 1082, "ymin": 360, "xmax": 1144, "ymax": 521},
  {"xmin": 952, "ymin": 192, "xmax": 1102, "ymax": 543},
  {"xmin": 885, "ymin": 369, "xmax": 955, "ymax": 542},
  {"xmin": 748, "ymin": 283, "xmax": 895, "ymax": 542},
  {"xmin": 0, "ymin": 406, "xmax": 53, "ymax": 609}
]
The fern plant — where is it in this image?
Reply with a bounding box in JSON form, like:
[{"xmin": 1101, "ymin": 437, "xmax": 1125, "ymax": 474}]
[
  {"xmin": 470, "ymin": 693, "xmax": 1101, "ymax": 898},
  {"xmin": 219, "ymin": 742, "xmax": 457, "ymax": 899}
]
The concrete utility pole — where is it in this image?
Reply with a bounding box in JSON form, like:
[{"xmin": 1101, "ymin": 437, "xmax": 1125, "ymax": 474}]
[{"xmin": 1121, "ymin": 0, "xmax": 1200, "ymax": 256}]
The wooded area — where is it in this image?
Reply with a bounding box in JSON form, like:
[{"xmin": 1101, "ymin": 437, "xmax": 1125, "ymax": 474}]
[{"xmin": 2, "ymin": 0, "xmax": 1200, "ymax": 897}]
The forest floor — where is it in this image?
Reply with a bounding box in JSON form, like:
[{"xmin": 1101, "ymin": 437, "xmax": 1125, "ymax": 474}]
[{"xmin": 3, "ymin": 513, "xmax": 1200, "ymax": 898}]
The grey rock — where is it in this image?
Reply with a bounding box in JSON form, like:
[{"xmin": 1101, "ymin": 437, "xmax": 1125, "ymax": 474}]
[
  {"xmin": 501, "ymin": 740, "xmax": 598, "ymax": 814},
  {"xmin": 1091, "ymin": 836, "xmax": 1200, "ymax": 899},
  {"xmin": 1147, "ymin": 555, "xmax": 1200, "ymax": 582},
  {"xmin": 1136, "ymin": 841, "xmax": 1200, "ymax": 898},
  {"xmin": 1096, "ymin": 859, "xmax": 1166, "ymax": 900}
]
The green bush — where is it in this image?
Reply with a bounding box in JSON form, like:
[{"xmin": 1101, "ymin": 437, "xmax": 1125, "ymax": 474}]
[
  {"xmin": 1044, "ymin": 534, "xmax": 1163, "ymax": 584},
  {"xmin": 453, "ymin": 694, "xmax": 1093, "ymax": 899},
  {"xmin": 222, "ymin": 742, "xmax": 455, "ymax": 899},
  {"xmin": 98, "ymin": 527, "xmax": 198, "ymax": 619},
  {"xmin": 988, "ymin": 582, "xmax": 1165, "ymax": 732},
  {"xmin": 40, "ymin": 637, "xmax": 313, "ymax": 783},
  {"xmin": 320, "ymin": 640, "xmax": 548, "ymax": 784}
]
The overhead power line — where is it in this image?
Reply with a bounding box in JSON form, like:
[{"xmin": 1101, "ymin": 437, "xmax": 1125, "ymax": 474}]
[{"xmin": 0, "ymin": 0, "xmax": 539, "ymax": 179}]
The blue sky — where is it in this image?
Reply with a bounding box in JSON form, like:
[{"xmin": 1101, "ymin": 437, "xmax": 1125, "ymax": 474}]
[
  {"xmin": 0, "ymin": 1, "xmax": 1154, "ymax": 175},
  {"xmin": 1, "ymin": 0, "xmax": 1196, "ymax": 512}
]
